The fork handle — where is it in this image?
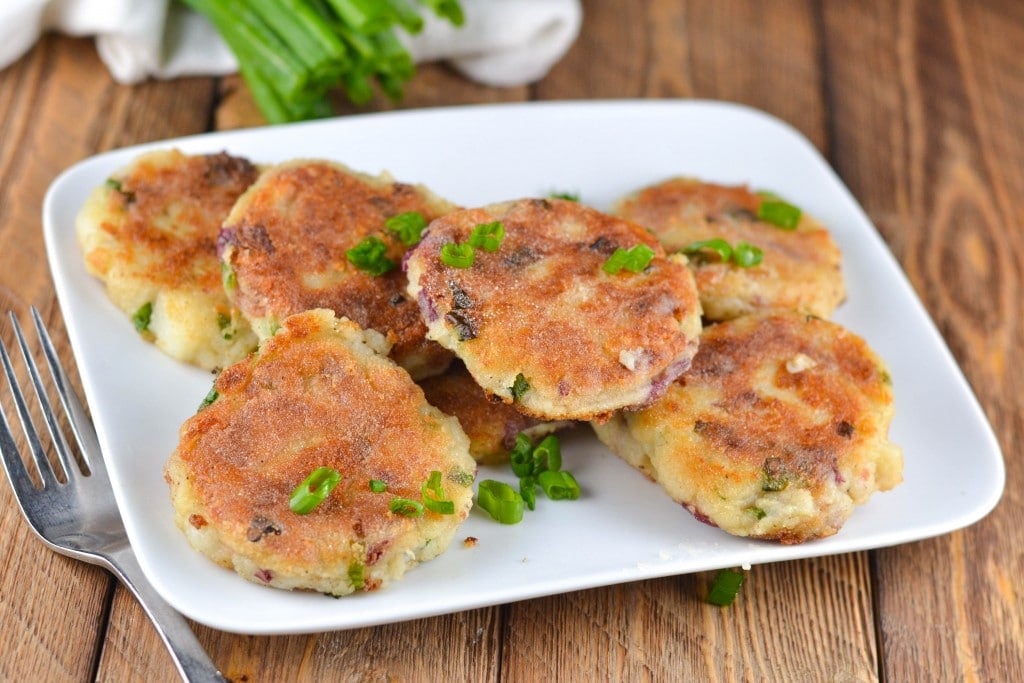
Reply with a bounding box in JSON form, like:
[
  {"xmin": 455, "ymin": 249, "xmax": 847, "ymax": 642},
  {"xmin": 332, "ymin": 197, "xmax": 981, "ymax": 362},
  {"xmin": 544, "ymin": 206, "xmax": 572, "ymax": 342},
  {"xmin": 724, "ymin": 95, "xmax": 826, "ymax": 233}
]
[{"xmin": 103, "ymin": 547, "xmax": 226, "ymax": 682}]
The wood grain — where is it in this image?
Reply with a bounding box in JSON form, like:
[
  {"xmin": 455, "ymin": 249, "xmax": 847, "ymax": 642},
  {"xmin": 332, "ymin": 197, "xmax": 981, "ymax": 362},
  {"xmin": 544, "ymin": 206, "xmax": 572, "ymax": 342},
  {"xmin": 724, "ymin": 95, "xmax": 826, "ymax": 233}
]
[{"xmin": 1, "ymin": 1, "xmax": 1021, "ymax": 681}]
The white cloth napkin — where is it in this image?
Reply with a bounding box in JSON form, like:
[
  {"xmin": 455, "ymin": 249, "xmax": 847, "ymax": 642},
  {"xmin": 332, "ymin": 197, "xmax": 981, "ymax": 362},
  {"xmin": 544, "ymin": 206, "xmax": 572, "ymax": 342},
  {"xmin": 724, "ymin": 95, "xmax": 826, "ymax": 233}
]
[{"xmin": 0, "ymin": 0, "xmax": 582, "ymax": 87}]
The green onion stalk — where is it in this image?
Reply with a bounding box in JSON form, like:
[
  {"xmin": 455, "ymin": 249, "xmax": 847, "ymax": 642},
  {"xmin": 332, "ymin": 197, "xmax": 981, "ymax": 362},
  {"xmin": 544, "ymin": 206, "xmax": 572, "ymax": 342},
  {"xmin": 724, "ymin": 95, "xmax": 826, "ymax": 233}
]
[{"xmin": 182, "ymin": 0, "xmax": 465, "ymax": 123}]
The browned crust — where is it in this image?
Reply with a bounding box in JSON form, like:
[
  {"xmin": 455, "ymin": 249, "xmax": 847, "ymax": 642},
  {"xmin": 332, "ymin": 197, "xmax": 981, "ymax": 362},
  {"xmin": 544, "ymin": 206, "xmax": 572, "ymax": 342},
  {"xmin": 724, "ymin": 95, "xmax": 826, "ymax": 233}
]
[
  {"xmin": 169, "ymin": 310, "xmax": 474, "ymax": 571},
  {"xmin": 221, "ymin": 160, "xmax": 455, "ymax": 377},
  {"xmin": 407, "ymin": 198, "xmax": 703, "ymax": 420},
  {"xmin": 86, "ymin": 150, "xmax": 259, "ymax": 292},
  {"xmin": 614, "ymin": 178, "xmax": 846, "ymax": 319}
]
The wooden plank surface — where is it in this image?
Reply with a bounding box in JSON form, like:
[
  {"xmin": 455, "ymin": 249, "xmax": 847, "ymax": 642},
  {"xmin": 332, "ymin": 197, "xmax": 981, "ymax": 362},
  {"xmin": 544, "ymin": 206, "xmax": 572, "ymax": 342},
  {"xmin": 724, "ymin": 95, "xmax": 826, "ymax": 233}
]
[{"xmin": 0, "ymin": 1, "xmax": 1021, "ymax": 681}]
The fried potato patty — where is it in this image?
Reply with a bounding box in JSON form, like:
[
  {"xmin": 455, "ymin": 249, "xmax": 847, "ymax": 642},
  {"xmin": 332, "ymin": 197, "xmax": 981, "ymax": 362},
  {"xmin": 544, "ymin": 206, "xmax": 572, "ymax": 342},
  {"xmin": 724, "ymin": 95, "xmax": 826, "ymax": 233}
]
[
  {"xmin": 613, "ymin": 178, "xmax": 846, "ymax": 320},
  {"xmin": 593, "ymin": 312, "xmax": 902, "ymax": 544},
  {"xmin": 418, "ymin": 362, "xmax": 573, "ymax": 464},
  {"xmin": 164, "ymin": 309, "xmax": 476, "ymax": 595},
  {"xmin": 220, "ymin": 159, "xmax": 456, "ymax": 380},
  {"xmin": 405, "ymin": 198, "xmax": 703, "ymax": 421},
  {"xmin": 76, "ymin": 149, "xmax": 260, "ymax": 370}
]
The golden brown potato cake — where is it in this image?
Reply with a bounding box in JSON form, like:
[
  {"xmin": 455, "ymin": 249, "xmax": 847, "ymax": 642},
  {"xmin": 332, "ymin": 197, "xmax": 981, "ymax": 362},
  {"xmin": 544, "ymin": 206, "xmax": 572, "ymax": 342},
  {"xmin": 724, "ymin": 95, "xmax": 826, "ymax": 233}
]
[
  {"xmin": 220, "ymin": 159, "xmax": 455, "ymax": 380},
  {"xmin": 613, "ymin": 178, "xmax": 845, "ymax": 320},
  {"xmin": 593, "ymin": 312, "xmax": 902, "ymax": 544},
  {"xmin": 405, "ymin": 198, "xmax": 703, "ymax": 422},
  {"xmin": 418, "ymin": 362, "xmax": 573, "ymax": 464},
  {"xmin": 76, "ymin": 148, "xmax": 260, "ymax": 370},
  {"xmin": 164, "ymin": 309, "xmax": 476, "ymax": 595}
]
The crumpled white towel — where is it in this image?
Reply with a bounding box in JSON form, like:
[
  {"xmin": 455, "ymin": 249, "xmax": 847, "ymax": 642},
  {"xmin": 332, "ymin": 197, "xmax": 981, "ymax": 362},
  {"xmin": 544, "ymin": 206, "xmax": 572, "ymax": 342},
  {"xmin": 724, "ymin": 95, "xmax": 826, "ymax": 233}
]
[{"xmin": 0, "ymin": 0, "xmax": 582, "ymax": 87}]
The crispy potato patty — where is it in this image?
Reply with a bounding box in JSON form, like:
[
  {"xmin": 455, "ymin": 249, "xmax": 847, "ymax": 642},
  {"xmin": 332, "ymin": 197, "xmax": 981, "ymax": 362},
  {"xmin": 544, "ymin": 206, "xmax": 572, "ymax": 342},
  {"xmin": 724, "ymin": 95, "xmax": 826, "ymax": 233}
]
[
  {"xmin": 164, "ymin": 309, "xmax": 476, "ymax": 595},
  {"xmin": 614, "ymin": 178, "xmax": 846, "ymax": 320},
  {"xmin": 76, "ymin": 148, "xmax": 260, "ymax": 370},
  {"xmin": 405, "ymin": 198, "xmax": 703, "ymax": 421},
  {"xmin": 220, "ymin": 159, "xmax": 455, "ymax": 379},
  {"xmin": 418, "ymin": 362, "xmax": 573, "ymax": 464},
  {"xmin": 593, "ymin": 312, "xmax": 902, "ymax": 543}
]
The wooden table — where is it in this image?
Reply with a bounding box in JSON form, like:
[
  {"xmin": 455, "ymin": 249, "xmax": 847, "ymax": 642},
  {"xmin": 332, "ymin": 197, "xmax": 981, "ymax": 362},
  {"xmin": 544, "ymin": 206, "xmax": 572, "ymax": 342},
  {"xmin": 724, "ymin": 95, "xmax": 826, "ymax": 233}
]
[{"xmin": 1, "ymin": 1, "xmax": 1021, "ymax": 680}]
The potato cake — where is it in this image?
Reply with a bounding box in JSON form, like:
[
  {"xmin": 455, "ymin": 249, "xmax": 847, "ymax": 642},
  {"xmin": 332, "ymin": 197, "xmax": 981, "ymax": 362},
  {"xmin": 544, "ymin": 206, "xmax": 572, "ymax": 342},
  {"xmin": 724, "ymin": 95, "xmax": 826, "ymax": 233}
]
[
  {"xmin": 613, "ymin": 178, "xmax": 845, "ymax": 320},
  {"xmin": 405, "ymin": 198, "xmax": 703, "ymax": 422},
  {"xmin": 219, "ymin": 159, "xmax": 455, "ymax": 380},
  {"xmin": 593, "ymin": 312, "xmax": 902, "ymax": 544},
  {"xmin": 76, "ymin": 148, "xmax": 260, "ymax": 370},
  {"xmin": 418, "ymin": 362, "xmax": 573, "ymax": 465},
  {"xmin": 164, "ymin": 309, "xmax": 477, "ymax": 595}
]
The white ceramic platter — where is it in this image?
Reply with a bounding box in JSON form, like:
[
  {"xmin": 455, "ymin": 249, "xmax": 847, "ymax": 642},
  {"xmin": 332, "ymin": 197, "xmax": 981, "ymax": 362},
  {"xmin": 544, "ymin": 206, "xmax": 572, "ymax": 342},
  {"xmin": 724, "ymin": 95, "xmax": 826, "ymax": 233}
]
[{"xmin": 42, "ymin": 100, "xmax": 1005, "ymax": 635}]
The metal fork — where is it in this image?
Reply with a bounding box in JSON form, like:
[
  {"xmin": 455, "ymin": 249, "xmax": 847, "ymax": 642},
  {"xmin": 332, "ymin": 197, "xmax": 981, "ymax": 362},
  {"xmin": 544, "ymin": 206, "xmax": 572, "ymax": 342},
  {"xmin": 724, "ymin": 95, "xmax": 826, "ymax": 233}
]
[{"xmin": 0, "ymin": 308, "xmax": 224, "ymax": 683}]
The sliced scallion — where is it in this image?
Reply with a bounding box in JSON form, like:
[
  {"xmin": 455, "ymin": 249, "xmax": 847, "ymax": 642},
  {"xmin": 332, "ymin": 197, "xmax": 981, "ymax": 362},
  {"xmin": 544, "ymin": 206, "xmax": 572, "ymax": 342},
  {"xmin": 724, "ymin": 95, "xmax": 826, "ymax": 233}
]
[
  {"xmin": 440, "ymin": 242, "xmax": 474, "ymax": 268},
  {"xmin": 467, "ymin": 221, "xmax": 505, "ymax": 252},
  {"xmin": 476, "ymin": 479, "xmax": 524, "ymax": 524},
  {"xmin": 707, "ymin": 568, "xmax": 745, "ymax": 606},
  {"xmin": 346, "ymin": 236, "xmax": 396, "ymax": 275},
  {"xmin": 385, "ymin": 211, "xmax": 428, "ymax": 246},
  {"xmin": 132, "ymin": 302, "xmax": 153, "ymax": 332},
  {"xmin": 537, "ymin": 470, "xmax": 580, "ymax": 500},
  {"xmin": 289, "ymin": 466, "xmax": 342, "ymax": 514},
  {"xmin": 510, "ymin": 373, "xmax": 529, "ymax": 401},
  {"xmin": 756, "ymin": 193, "xmax": 802, "ymax": 229},
  {"xmin": 603, "ymin": 244, "xmax": 655, "ymax": 274},
  {"xmin": 389, "ymin": 497, "xmax": 424, "ymax": 517},
  {"xmin": 369, "ymin": 479, "xmax": 387, "ymax": 493},
  {"xmin": 732, "ymin": 241, "xmax": 764, "ymax": 267}
]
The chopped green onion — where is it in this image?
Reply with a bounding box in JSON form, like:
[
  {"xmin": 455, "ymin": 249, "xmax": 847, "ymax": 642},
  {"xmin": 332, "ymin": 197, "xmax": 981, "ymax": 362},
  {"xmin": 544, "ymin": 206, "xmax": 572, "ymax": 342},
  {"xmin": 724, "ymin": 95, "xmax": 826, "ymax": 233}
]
[
  {"xmin": 347, "ymin": 562, "xmax": 365, "ymax": 590},
  {"xmin": 421, "ymin": 470, "xmax": 455, "ymax": 514},
  {"xmin": 105, "ymin": 177, "xmax": 136, "ymax": 202},
  {"xmin": 757, "ymin": 193, "xmax": 802, "ymax": 229},
  {"xmin": 681, "ymin": 238, "xmax": 733, "ymax": 263},
  {"xmin": 389, "ymin": 497, "xmax": 424, "ymax": 517},
  {"xmin": 346, "ymin": 236, "xmax": 396, "ymax": 276},
  {"xmin": 548, "ymin": 190, "xmax": 580, "ymax": 202},
  {"xmin": 531, "ymin": 434, "xmax": 562, "ymax": 473},
  {"xmin": 476, "ymin": 480, "xmax": 524, "ymax": 524},
  {"xmin": 732, "ymin": 241, "xmax": 764, "ymax": 268},
  {"xmin": 761, "ymin": 458, "xmax": 789, "ymax": 492},
  {"xmin": 537, "ymin": 470, "xmax": 580, "ymax": 500},
  {"xmin": 132, "ymin": 302, "xmax": 153, "ymax": 332},
  {"xmin": 385, "ymin": 211, "xmax": 428, "ymax": 246},
  {"xmin": 510, "ymin": 373, "xmax": 530, "ymax": 401},
  {"xmin": 467, "ymin": 221, "xmax": 506, "ymax": 252},
  {"xmin": 197, "ymin": 384, "xmax": 219, "ymax": 411},
  {"xmin": 603, "ymin": 244, "xmax": 656, "ymax": 274},
  {"xmin": 707, "ymin": 568, "xmax": 745, "ymax": 606},
  {"xmin": 440, "ymin": 242, "xmax": 474, "ymax": 268},
  {"xmin": 369, "ymin": 479, "xmax": 387, "ymax": 493},
  {"xmin": 519, "ymin": 476, "xmax": 537, "ymax": 511},
  {"xmin": 509, "ymin": 434, "xmax": 535, "ymax": 477},
  {"xmin": 289, "ymin": 467, "xmax": 342, "ymax": 514},
  {"xmin": 221, "ymin": 261, "xmax": 237, "ymax": 290},
  {"xmin": 217, "ymin": 312, "xmax": 231, "ymax": 330}
]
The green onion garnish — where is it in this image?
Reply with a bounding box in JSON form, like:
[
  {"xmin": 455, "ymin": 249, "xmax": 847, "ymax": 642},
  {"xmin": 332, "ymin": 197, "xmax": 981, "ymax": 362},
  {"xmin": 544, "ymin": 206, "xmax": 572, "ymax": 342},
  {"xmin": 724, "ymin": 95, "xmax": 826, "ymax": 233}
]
[
  {"xmin": 509, "ymin": 434, "xmax": 535, "ymax": 478},
  {"xmin": 510, "ymin": 373, "xmax": 530, "ymax": 401},
  {"xmin": 537, "ymin": 470, "xmax": 580, "ymax": 500},
  {"xmin": 603, "ymin": 244, "xmax": 655, "ymax": 274},
  {"xmin": 467, "ymin": 221, "xmax": 505, "ymax": 252},
  {"xmin": 221, "ymin": 261, "xmax": 237, "ymax": 290},
  {"xmin": 519, "ymin": 476, "xmax": 537, "ymax": 511},
  {"xmin": 548, "ymin": 190, "xmax": 580, "ymax": 202},
  {"xmin": 348, "ymin": 562, "xmax": 365, "ymax": 590},
  {"xmin": 440, "ymin": 242, "xmax": 474, "ymax": 268},
  {"xmin": 682, "ymin": 238, "xmax": 763, "ymax": 268},
  {"xmin": 707, "ymin": 568, "xmax": 745, "ymax": 606},
  {"xmin": 421, "ymin": 470, "xmax": 455, "ymax": 515},
  {"xmin": 197, "ymin": 384, "xmax": 219, "ymax": 412},
  {"xmin": 681, "ymin": 238, "xmax": 733, "ymax": 263},
  {"xmin": 385, "ymin": 211, "xmax": 428, "ymax": 246},
  {"xmin": 346, "ymin": 236, "xmax": 396, "ymax": 275},
  {"xmin": 369, "ymin": 479, "xmax": 387, "ymax": 493},
  {"xmin": 132, "ymin": 302, "xmax": 153, "ymax": 332},
  {"xmin": 289, "ymin": 466, "xmax": 342, "ymax": 514},
  {"xmin": 532, "ymin": 435, "xmax": 562, "ymax": 473},
  {"xmin": 757, "ymin": 193, "xmax": 802, "ymax": 229},
  {"xmin": 389, "ymin": 497, "xmax": 424, "ymax": 517},
  {"xmin": 476, "ymin": 480, "xmax": 525, "ymax": 524},
  {"xmin": 732, "ymin": 241, "xmax": 764, "ymax": 267}
]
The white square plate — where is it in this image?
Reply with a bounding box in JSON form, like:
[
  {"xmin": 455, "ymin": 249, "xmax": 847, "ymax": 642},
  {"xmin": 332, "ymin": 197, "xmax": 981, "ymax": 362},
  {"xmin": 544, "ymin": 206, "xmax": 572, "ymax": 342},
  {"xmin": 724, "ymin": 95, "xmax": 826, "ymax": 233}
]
[{"xmin": 43, "ymin": 100, "xmax": 1005, "ymax": 635}]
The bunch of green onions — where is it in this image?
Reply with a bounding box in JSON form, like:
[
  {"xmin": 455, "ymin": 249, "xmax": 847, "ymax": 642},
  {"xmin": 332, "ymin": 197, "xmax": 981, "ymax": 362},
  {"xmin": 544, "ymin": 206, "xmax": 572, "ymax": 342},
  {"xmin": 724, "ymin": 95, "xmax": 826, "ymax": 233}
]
[{"xmin": 182, "ymin": 0, "xmax": 465, "ymax": 123}]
